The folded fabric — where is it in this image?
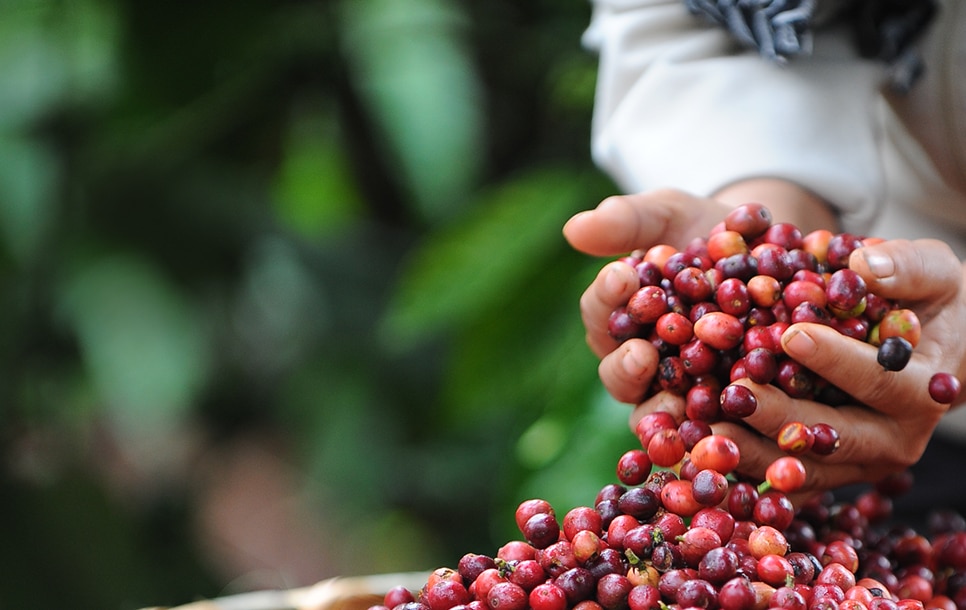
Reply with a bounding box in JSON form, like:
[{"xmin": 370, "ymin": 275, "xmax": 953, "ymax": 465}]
[{"xmin": 682, "ymin": 0, "xmax": 938, "ymax": 91}]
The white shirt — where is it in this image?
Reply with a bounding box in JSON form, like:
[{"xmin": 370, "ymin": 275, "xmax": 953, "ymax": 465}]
[
  {"xmin": 584, "ymin": 0, "xmax": 966, "ymax": 250},
  {"xmin": 583, "ymin": 0, "xmax": 966, "ymax": 434}
]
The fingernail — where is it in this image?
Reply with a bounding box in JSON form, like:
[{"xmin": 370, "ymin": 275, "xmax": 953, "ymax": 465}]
[
  {"xmin": 606, "ymin": 264, "xmax": 631, "ymax": 293},
  {"xmin": 623, "ymin": 348, "xmax": 644, "ymax": 376},
  {"xmin": 862, "ymin": 251, "xmax": 895, "ymax": 279},
  {"xmin": 782, "ymin": 328, "xmax": 816, "ymax": 357}
]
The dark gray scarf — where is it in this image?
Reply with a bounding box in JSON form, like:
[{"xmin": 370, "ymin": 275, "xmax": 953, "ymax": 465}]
[{"xmin": 682, "ymin": 0, "xmax": 938, "ymax": 92}]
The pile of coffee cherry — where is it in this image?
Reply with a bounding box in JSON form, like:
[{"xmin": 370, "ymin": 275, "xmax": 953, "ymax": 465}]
[
  {"xmin": 366, "ymin": 205, "xmax": 966, "ymax": 610},
  {"xmin": 373, "ymin": 449, "xmax": 966, "ymax": 610}
]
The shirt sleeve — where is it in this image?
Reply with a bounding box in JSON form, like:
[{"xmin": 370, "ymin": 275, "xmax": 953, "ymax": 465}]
[{"xmin": 583, "ymin": 0, "xmax": 889, "ymax": 231}]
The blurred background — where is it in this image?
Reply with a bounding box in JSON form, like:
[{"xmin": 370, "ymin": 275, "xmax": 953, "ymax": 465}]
[{"xmin": 0, "ymin": 1, "xmax": 636, "ymax": 608}]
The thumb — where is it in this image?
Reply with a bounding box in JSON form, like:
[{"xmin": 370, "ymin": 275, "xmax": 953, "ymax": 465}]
[{"xmin": 849, "ymin": 238, "xmax": 961, "ymax": 304}]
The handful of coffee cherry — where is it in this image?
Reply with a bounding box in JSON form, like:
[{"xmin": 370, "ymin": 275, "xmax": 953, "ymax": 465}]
[{"xmin": 606, "ymin": 202, "xmax": 961, "ymax": 448}]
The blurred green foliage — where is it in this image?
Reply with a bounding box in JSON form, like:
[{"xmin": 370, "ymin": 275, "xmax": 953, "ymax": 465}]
[{"xmin": 0, "ymin": 1, "xmax": 634, "ymax": 608}]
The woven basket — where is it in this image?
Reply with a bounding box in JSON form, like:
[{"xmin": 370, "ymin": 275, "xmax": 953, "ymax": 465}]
[{"xmin": 140, "ymin": 571, "xmax": 430, "ymax": 610}]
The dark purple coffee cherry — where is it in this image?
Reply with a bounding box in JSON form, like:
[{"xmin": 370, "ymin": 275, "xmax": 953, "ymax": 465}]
[{"xmin": 877, "ymin": 336, "xmax": 913, "ymax": 372}]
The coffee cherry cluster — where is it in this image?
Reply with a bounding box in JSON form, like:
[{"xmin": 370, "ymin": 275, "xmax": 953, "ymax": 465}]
[
  {"xmin": 605, "ymin": 203, "xmax": 963, "ymax": 454},
  {"xmin": 371, "ymin": 438, "xmax": 966, "ymax": 610},
  {"xmin": 612, "ymin": 203, "xmax": 914, "ymax": 388}
]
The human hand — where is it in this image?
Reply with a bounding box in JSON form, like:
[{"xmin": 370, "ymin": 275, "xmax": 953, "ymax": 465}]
[
  {"xmin": 563, "ymin": 184, "xmax": 837, "ymax": 402},
  {"xmin": 629, "ymin": 238, "xmax": 966, "ymax": 494},
  {"xmin": 563, "ymin": 190, "xmax": 732, "ymax": 401},
  {"xmin": 566, "ymin": 187, "xmax": 966, "ymax": 495},
  {"xmin": 721, "ymin": 238, "xmax": 966, "ymax": 491}
]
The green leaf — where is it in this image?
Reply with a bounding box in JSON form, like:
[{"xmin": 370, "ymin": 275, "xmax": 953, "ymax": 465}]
[
  {"xmin": 0, "ymin": 21, "xmax": 66, "ymax": 129},
  {"xmin": 381, "ymin": 169, "xmax": 590, "ymax": 348},
  {"xmin": 0, "ymin": 1, "xmax": 117, "ymax": 129},
  {"xmin": 439, "ymin": 252, "xmax": 599, "ymax": 427},
  {"xmin": 0, "ymin": 137, "xmax": 57, "ymax": 264},
  {"xmin": 340, "ymin": 0, "xmax": 483, "ymax": 221},
  {"xmin": 56, "ymin": 254, "xmax": 210, "ymax": 432},
  {"xmin": 272, "ymin": 108, "xmax": 363, "ymax": 238}
]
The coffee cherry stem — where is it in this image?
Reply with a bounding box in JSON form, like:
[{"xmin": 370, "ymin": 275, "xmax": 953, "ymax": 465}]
[{"xmin": 623, "ymin": 548, "xmax": 642, "ymax": 567}]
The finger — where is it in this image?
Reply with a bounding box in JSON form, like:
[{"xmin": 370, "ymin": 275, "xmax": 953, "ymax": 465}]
[
  {"xmin": 733, "ymin": 380, "xmax": 917, "ymax": 462},
  {"xmin": 729, "ymin": 379, "xmax": 840, "ymax": 440},
  {"xmin": 779, "ymin": 323, "xmax": 946, "ymax": 421},
  {"xmin": 721, "ymin": 381, "xmax": 927, "ymax": 489},
  {"xmin": 564, "ymin": 194, "xmax": 667, "ymax": 257},
  {"xmin": 599, "ymin": 339, "xmax": 660, "ymax": 405},
  {"xmin": 709, "ymin": 420, "xmax": 784, "ymax": 481},
  {"xmin": 580, "ymin": 260, "xmax": 640, "ymax": 358},
  {"xmin": 849, "ymin": 238, "xmax": 961, "ymax": 305},
  {"xmin": 563, "ymin": 190, "xmax": 724, "ymax": 257},
  {"xmin": 713, "ymin": 420, "xmax": 875, "ymax": 494}
]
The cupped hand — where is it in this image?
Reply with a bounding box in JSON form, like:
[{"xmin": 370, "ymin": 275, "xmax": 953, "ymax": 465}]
[
  {"xmin": 564, "ymin": 190, "xmax": 732, "ymax": 402},
  {"xmin": 566, "ymin": 189, "xmax": 966, "ymax": 496},
  {"xmin": 564, "ymin": 185, "xmax": 836, "ymax": 404},
  {"xmin": 670, "ymin": 238, "xmax": 966, "ymax": 493}
]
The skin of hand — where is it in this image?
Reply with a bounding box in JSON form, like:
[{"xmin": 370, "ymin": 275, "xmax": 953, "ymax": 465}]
[
  {"xmin": 563, "ymin": 181, "xmax": 835, "ymax": 403},
  {"xmin": 563, "ymin": 183, "xmax": 966, "ymax": 495},
  {"xmin": 716, "ymin": 238, "xmax": 966, "ymax": 493}
]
